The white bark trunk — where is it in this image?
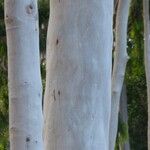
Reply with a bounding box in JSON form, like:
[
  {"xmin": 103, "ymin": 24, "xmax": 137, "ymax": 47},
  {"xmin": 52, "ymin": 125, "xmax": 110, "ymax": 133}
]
[
  {"xmin": 44, "ymin": 1, "xmax": 113, "ymax": 150},
  {"xmin": 109, "ymin": 0, "xmax": 130, "ymax": 149},
  {"xmin": 120, "ymin": 84, "xmax": 130, "ymax": 150},
  {"xmin": 143, "ymin": 1, "xmax": 150, "ymax": 149},
  {"xmin": 5, "ymin": 0, "xmax": 43, "ymax": 150}
]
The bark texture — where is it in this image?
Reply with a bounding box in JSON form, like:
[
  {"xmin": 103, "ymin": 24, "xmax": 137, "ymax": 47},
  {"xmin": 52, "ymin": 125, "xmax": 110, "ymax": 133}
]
[
  {"xmin": 5, "ymin": 0, "xmax": 43, "ymax": 150},
  {"xmin": 109, "ymin": 0, "xmax": 131, "ymax": 149},
  {"xmin": 143, "ymin": 0, "xmax": 150, "ymax": 149},
  {"xmin": 44, "ymin": 1, "xmax": 113, "ymax": 150}
]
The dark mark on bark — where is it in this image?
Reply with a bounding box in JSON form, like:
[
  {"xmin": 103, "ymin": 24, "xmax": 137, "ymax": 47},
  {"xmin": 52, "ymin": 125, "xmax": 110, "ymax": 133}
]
[
  {"xmin": 38, "ymin": 93, "xmax": 41, "ymax": 97},
  {"xmin": 58, "ymin": 90, "xmax": 60, "ymax": 96},
  {"xmin": 26, "ymin": 137, "xmax": 30, "ymax": 142},
  {"xmin": 29, "ymin": 4, "xmax": 33, "ymax": 10},
  {"xmin": 56, "ymin": 39, "xmax": 59, "ymax": 45},
  {"xmin": 5, "ymin": 15, "xmax": 13, "ymax": 25},
  {"xmin": 26, "ymin": 3, "xmax": 34, "ymax": 14},
  {"xmin": 53, "ymin": 90, "xmax": 56, "ymax": 101}
]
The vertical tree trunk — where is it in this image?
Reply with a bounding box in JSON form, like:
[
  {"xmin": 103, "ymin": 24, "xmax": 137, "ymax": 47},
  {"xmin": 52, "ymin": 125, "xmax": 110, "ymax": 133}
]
[
  {"xmin": 120, "ymin": 84, "xmax": 130, "ymax": 150},
  {"xmin": 109, "ymin": 0, "xmax": 130, "ymax": 149},
  {"xmin": 5, "ymin": 0, "xmax": 43, "ymax": 150},
  {"xmin": 143, "ymin": 0, "xmax": 150, "ymax": 149},
  {"xmin": 44, "ymin": 1, "xmax": 113, "ymax": 150}
]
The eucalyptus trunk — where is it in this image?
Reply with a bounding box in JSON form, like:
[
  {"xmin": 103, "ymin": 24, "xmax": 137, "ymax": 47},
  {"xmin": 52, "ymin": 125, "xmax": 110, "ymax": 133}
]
[
  {"xmin": 44, "ymin": 1, "xmax": 113, "ymax": 150},
  {"xmin": 143, "ymin": 0, "xmax": 150, "ymax": 149},
  {"xmin": 5, "ymin": 0, "xmax": 43, "ymax": 150},
  {"xmin": 109, "ymin": 0, "xmax": 130, "ymax": 149}
]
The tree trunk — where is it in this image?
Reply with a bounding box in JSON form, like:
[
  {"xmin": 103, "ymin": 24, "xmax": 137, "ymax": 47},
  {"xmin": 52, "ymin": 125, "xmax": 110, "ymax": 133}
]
[
  {"xmin": 44, "ymin": 1, "xmax": 113, "ymax": 150},
  {"xmin": 5, "ymin": 0, "xmax": 43, "ymax": 150},
  {"xmin": 109, "ymin": 0, "xmax": 130, "ymax": 149},
  {"xmin": 143, "ymin": 0, "xmax": 150, "ymax": 149},
  {"xmin": 120, "ymin": 84, "xmax": 130, "ymax": 150}
]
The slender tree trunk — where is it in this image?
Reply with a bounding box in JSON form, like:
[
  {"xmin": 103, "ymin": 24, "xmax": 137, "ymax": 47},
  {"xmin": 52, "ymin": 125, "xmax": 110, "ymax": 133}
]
[
  {"xmin": 5, "ymin": 0, "xmax": 43, "ymax": 150},
  {"xmin": 120, "ymin": 84, "xmax": 130, "ymax": 150},
  {"xmin": 109, "ymin": 0, "xmax": 130, "ymax": 149},
  {"xmin": 44, "ymin": 1, "xmax": 113, "ymax": 150},
  {"xmin": 143, "ymin": 1, "xmax": 150, "ymax": 149}
]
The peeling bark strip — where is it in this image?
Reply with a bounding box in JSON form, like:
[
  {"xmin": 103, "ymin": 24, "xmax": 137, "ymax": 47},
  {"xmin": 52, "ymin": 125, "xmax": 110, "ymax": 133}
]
[
  {"xmin": 44, "ymin": 1, "xmax": 114, "ymax": 150},
  {"xmin": 5, "ymin": 0, "xmax": 43, "ymax": 150},
  {"xmin": 143, "ymin": 1, "xmax": 150, "ymax": 149},
  {"xmin": 109, "ymin": 0, "xmax": 131, "ymax": 149}
]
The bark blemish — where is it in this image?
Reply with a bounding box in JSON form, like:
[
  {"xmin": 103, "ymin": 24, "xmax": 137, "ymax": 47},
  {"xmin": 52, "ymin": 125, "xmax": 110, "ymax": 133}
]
[
  {"xmin": 53, "ymin": 90, "xmax": 56, "ymax": 101},
  {"xmin": 26, "ymin": 137, "xmax": 30, "ymax": 149},
  {"xmin": 26, "ymin": 3, "xmax": 34, "ymax": 14},
  {"xmin": 5, "ymin": 15, "xmax": 13, "ymax": 25},
  {"xmin": 29, "ymin": 5, "xmax": 33, "ymax": 10},
  {"xmin": 10, "ymin": 127, "xmax": 17, "ymax": 133},
  {"xmin": 26, "ymin": 137, "xmax": 30, "ymax": 142},
  {"xmin": 56, "ymin": 39, "xmax": 59, "ymax": 45},
  {"xmin": 58, "ymin": 90, "xmax": 60, "ymax": 96},
  {"xmin": 23, "ymin": 81, "xmax": 30, "ymax": 87},
  {"xmin": 38, "ymin": 93, "xmax": 41, "ymax": 97}
]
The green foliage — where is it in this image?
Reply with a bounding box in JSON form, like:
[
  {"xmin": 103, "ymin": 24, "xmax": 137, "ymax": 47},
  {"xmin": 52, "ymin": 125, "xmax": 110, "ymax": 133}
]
[
  {"xmin": 39, "ymin": 0, "xmax": 49, "ymax": 26},
  {"xmin": 39, "ymin": 0, "xmax": 49, "ymax": 54},
  {"xmin": 115, "ymin": 116, "xmax": 129, "ymax": 150},
  {"xmin": 0, "ymin": 62, "xmax": 8, "ymax": 148},
  {"xmin": 0, "ymin": 0, "xmax": 4, "ymax": 20},
  {"xmin": 126, "ymin": 74, "xmax": 147, "ymax": 150},
  {"xmin": 0, "ymin": 43, "xmax": 8, "ymax": 149},
  {"xmin": 38, "ymin": 0, "xmax": 49, "ymax": 105},
  {"xmin": 0, "ymin": 0, "xmax": 8, "ymax": 145},
  {"xmin": 126, "ymin": 0, "xmax": 147, "ymax": 149}
]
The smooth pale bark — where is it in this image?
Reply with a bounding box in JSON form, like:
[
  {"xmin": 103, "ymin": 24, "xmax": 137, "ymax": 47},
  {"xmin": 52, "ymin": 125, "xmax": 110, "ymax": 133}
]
[
  {"xmin": 109, "ymin": 0, "xmax": 130, "ymax": 149},
  {"xmin": 143, "ymin": 1, "xmax": 150, "ymax": 149},
  {"xmin": 120, "ymin": 84, "xmax": 130, "ymax": 150},
  {"xmin": 5, "ymin": 0, "xmax": 43, "ymax": 150},
  {"xmin": 44, "ymin": 1, "xmax": 113, "ymax": 150}
]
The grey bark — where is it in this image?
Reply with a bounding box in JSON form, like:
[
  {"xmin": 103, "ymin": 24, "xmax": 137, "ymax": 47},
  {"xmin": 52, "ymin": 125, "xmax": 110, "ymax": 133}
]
[
  {"xmin": 5, "ymin": 0, "xmax": 43, "ymax": 149},
  {"xmin": 109, "ymin": 0, "xmax": 130, "ymax": 149},
  {"xmin": 44, "ymin": 0, "xmax": 114, "ymax": 150},
  {"xmin": 143, "ymin": 0, "xmax": 150, "ymax": 149}
]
